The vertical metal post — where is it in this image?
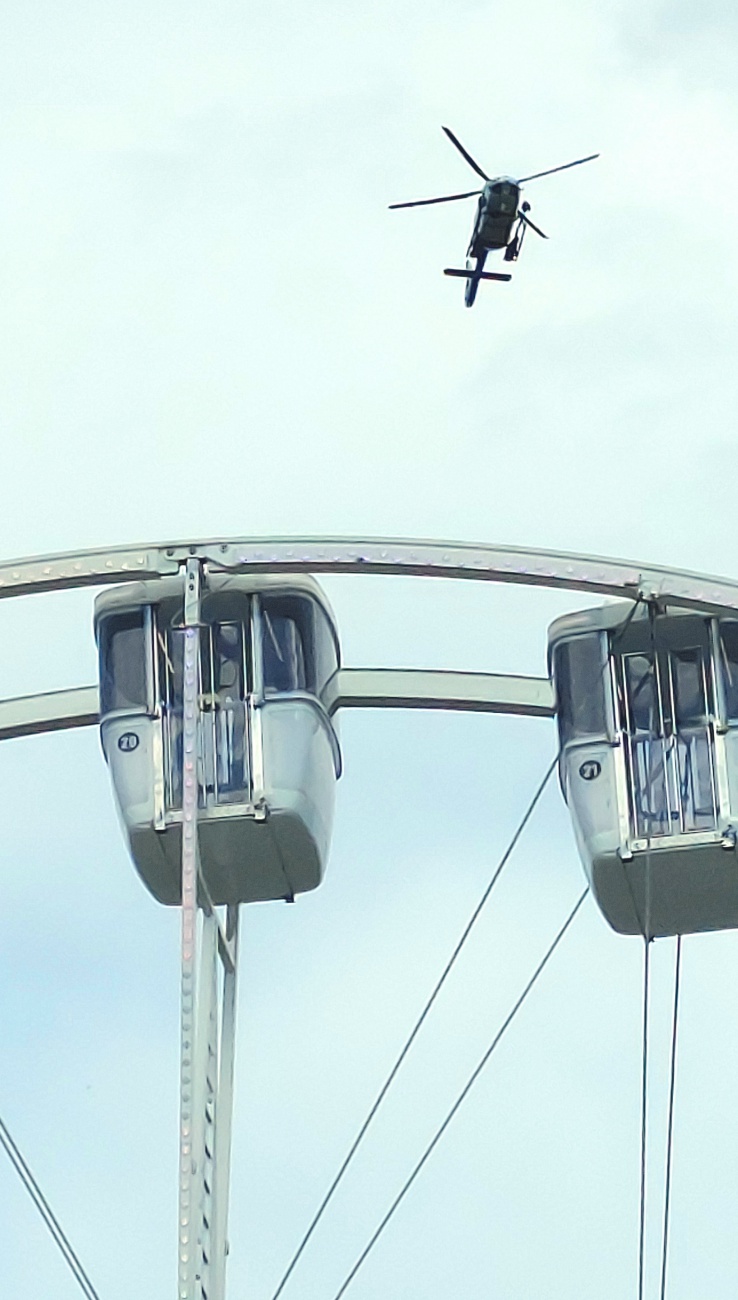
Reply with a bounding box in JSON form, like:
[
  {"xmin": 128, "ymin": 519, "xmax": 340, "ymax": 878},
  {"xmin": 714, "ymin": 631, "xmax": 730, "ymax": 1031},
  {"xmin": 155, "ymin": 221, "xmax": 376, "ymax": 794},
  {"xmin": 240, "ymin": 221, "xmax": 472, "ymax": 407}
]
[
  {"xmin": 179, "ymin": 559, "xmax": 203, "ymax": 1300},
  {"xmin": 196, "ymin": 912, "xmax": 218, "ymax": 1289},
  {"xmin": 210, "ymin": 906, "xmax": 240, "ymax": 1300},
  {"xmin": 178, "ymin": 558, "xmax": 240, "ymax": 1300}
]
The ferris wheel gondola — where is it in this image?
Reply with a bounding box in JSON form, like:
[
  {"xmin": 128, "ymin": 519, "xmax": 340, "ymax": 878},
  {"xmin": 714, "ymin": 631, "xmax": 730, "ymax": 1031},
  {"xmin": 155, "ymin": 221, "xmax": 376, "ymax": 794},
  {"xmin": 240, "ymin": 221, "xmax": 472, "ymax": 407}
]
[
  {"xmin": 94, "ymin": 573, "xmax": 341, "ymax": 906},
  {"xmin": 550, "ymin": 602, "xmax": 738, "ymax": 937}
]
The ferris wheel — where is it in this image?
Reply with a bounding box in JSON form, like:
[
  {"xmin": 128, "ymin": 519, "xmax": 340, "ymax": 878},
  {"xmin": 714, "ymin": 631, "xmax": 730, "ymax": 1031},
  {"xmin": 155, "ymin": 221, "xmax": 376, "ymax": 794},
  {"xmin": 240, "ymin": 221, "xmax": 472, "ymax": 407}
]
[{"xmin": 3, "ymin": 534, "xmax": 738, "ymax": 1300}]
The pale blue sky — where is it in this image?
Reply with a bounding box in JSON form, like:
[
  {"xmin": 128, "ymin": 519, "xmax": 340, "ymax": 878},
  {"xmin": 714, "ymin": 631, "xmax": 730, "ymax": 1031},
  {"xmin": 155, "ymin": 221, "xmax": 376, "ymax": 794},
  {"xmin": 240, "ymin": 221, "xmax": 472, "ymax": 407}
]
[{"xmin": 1, "ymin": 1, "xmax": 738, "ymax": 1297}]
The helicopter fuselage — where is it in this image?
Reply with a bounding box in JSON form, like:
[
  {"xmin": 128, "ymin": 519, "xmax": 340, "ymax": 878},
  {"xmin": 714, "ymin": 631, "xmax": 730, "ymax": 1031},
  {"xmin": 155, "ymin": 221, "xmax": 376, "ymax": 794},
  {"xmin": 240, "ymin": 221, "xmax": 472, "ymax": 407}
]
[
  {"xmin": 391, "ymin": 127, "xmax": 598, "ymax": 306},
  {"xmin": 468, "ymin": 177, "xmax": 521, "ymax": 257}
]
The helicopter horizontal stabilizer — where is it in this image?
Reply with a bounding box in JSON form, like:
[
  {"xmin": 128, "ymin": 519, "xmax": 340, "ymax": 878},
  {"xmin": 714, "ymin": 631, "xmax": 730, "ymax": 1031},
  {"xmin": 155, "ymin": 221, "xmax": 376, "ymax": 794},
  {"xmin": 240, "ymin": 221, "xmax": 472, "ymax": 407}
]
[{"xmin": 443, "ymin": 268, "xmax": 512, "ymax": 282}]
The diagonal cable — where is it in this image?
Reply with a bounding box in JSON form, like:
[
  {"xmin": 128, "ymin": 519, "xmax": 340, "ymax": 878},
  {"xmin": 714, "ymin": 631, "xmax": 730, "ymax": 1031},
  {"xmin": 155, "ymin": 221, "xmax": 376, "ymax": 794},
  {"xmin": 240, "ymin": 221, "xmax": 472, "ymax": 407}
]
[
  {"xmin": 270, "ymin": 754, "xmax": 559, "ymax": 1300},
  {"xmin": 330, "ymin": 887, "xmax": 590, "ymax": 1300},
  {"xmin": 659, "ymin": 935, "xmax": 682, "ymax": 1300},
  {"xmin": 274, "ymin": 595, "xmax": 640, "ymax": 1300},
  {"xmin": 0, "ymin": 1114, "xmax": 101, "ymax": 1300}
]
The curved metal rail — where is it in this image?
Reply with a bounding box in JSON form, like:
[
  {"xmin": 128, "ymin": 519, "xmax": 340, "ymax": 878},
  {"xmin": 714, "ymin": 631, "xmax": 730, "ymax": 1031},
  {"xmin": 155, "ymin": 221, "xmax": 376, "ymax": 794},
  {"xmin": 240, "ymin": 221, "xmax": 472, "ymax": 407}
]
[
  {"xmin": 0, "ymin": 671, "xmax": 555, "ymax": 742},
  {"xmin": 1, "ymin": 536, "xmax": 738, "ymax": 613}
]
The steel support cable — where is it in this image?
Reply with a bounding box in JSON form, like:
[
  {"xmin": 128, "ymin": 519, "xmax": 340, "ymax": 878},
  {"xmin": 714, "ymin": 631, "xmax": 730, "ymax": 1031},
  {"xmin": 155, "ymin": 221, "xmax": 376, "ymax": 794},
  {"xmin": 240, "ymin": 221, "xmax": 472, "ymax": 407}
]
[
  {"xmin": 328, "ymin": 887, "xmax": 589, "ymax": 1300},
  {"xmin": 638, "ymin": 938, "xmax": 651, "ymax": 1300},
  {"xmin": 0, "ymin": 1114, "xmax": 101, "ymax": 1300},
  {"xmin": 270, "ymin": 754, "xmax": 559, "ymax": 1300},
  {"xmin": 659, "ymin": 935, "xmax": 682, "ymax": 1300},
  {"xmin": 637, "ymin": 600, "xmax": 663, "ymax": 1300}
]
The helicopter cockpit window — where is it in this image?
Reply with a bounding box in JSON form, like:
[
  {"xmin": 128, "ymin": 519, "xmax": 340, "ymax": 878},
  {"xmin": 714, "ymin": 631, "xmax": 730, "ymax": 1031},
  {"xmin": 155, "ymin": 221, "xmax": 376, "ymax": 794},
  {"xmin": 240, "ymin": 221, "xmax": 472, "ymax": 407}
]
[
  {"xmin": 554, "ymin": 634, "xmax": 608, "ymax": 747},
  {"xmin": 718, "ymin": 621, "xmax": 738, "ymax": 722},
  {"xmin": 99, "ymin": 611, "xmax": 149, "ymax": 715}
]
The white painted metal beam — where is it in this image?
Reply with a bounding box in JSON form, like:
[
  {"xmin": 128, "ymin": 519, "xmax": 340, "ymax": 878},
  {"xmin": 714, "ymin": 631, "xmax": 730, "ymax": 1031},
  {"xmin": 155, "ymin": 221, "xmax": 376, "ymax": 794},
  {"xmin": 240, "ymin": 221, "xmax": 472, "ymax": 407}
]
[
  {"xmin": 0, "ymin": 671, "xmax": 554, "ymax": 743},
  {"xmin": 0, "ymin": 537, "xmax": 737, "ymax": 613},
  {"xmin": 0, "ymin": 686, "xmax": 100, "ymax": 740},
  {"xmin": 328, "ymin": 668, "xmax": 555, "ymax": 717}
]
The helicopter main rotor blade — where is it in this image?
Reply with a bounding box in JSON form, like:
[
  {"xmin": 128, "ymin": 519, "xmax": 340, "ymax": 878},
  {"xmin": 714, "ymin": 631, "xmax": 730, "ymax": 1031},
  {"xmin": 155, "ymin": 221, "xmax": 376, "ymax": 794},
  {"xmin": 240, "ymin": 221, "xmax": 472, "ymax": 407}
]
[
  {"xmin": 441, "ymin": 126, "xmax": 490, "ymax": 181},
  {"xmin": 519, "ymin": 211, "xmax": 548, "ymax": 238},
  {"xmin": 517, "ymin": 152, "xmax": 599, "ymax": 184},
  {"xmin": 388, "ymin": 190, "xmax": 481, "ymax": 209}
]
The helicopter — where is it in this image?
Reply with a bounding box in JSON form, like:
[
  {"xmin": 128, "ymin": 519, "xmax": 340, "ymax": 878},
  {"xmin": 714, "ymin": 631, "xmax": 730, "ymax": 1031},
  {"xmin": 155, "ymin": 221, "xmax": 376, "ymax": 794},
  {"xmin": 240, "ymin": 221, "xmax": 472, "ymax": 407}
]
[{"xmin": 390, "ymin": 127, "xmax": 599, "ymax": 307}]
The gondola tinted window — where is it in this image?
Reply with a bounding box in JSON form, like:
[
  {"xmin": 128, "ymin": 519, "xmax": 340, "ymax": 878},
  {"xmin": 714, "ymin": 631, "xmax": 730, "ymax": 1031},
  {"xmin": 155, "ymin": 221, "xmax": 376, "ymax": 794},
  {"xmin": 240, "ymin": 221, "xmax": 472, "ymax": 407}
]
[
  {"xmin": 99, "ymin": 611, "xmax": 148, "ymax": 714},
  {"xmin": 673, "ymin": 646, "xmax": 709, "ymax": 728},
  {"xmin": 719, "ymin": 621, "xmax": 738, "ymax": 722},
  {"xmin": 312, "ymin": 604, "xmax": 340, "ymax": 696},
  {"xmin": 210, "ymin": 623, "xmax": 248, "ymax": 802},
  {"xmin": 622, "ymin": 654, "xmax": 657, "ymax": 734},
  {"xmin": 554, "ymin": 634, "xmax": 608, "ymax": 746},
  {"xmin": 262, "ymin": 598, "xmax": 308, "ymax": 693},
  {"xmin": 262, "ymin": 595, "xmax": 338, "ymax": 697},
  {"xmin": 214, "ymin": 623, "xmax": 244, "ymax": 698}
]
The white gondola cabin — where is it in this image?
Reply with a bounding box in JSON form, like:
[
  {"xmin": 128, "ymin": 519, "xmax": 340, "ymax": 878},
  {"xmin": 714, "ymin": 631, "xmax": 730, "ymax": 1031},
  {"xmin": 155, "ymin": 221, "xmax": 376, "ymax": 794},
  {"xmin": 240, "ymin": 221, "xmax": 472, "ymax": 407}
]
[
  {"xmin": 94, "ymin": 574, "xmax": 341, "ymax": 906},
  {"xmin": 549, "ymin": 602, "xmax": 738, "ymax": 937}
]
